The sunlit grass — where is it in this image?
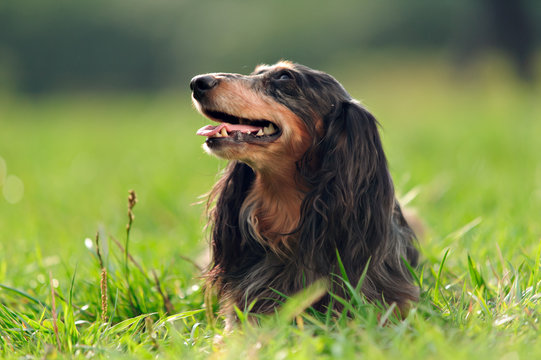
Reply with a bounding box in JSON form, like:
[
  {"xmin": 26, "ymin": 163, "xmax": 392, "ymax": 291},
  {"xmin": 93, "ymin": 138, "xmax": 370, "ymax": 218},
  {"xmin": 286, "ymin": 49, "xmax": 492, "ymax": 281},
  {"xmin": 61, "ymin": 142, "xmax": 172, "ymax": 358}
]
[{"xmin": 0, "ymin": 57, "xmax": 540, "ymax": 358}]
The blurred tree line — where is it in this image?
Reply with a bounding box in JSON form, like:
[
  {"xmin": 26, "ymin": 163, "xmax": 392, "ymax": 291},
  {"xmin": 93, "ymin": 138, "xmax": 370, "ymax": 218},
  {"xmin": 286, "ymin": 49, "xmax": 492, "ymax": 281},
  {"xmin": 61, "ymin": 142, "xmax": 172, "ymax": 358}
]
[{"xmin": 0, "ymin": 0, "xmax": 539, "ymax": 94}]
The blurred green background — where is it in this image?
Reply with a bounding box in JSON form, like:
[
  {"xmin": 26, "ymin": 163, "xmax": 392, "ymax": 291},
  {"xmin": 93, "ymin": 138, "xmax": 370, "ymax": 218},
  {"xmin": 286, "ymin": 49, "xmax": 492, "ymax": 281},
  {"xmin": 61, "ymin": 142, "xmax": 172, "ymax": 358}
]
[
  {"xmin": 1, "ymin": 0, "xmax": 540, "ymax": 93},
  {"xmin": 0, "ymin": 0, "xmax": 540, "ymax": 291}
]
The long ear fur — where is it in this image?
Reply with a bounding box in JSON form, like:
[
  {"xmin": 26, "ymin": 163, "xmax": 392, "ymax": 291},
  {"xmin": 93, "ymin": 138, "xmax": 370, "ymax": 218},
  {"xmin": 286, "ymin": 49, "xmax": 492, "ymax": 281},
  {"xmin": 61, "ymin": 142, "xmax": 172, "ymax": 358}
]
[
  {"xmin": 206, "ymin": 161, "xmax": 264, "ymax": 290},
  {"xmin": 298, "ymin": 101, "xmax": 419, "ymax": 309}
]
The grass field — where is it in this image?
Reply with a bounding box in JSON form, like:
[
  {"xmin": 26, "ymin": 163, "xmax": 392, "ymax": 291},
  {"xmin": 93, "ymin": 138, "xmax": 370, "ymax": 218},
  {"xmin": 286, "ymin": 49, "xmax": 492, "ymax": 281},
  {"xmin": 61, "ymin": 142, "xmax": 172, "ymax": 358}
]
[{"xmin": 1, "ymin": 57, "xmax": 540, "ymax": 359}]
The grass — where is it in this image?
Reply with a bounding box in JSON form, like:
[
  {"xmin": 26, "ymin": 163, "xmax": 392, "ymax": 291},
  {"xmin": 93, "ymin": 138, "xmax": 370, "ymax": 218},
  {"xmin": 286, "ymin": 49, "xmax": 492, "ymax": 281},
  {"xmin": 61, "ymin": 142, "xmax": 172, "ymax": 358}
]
[{"xmin": 0, "ymin": 56, "xmax": 540, "ymax": 358}]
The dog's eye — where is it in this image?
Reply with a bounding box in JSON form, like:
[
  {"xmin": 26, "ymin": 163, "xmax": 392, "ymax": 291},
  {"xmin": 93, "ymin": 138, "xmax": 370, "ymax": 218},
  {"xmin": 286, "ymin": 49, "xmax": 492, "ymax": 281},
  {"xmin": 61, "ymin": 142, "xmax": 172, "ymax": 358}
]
[
  {"xmin": 275, "ymin": 71, "xmax": 293, "ymax": 81},
  {"xmin": 279, "ymin": 73, "xmax": 291, "ymax": 80}
]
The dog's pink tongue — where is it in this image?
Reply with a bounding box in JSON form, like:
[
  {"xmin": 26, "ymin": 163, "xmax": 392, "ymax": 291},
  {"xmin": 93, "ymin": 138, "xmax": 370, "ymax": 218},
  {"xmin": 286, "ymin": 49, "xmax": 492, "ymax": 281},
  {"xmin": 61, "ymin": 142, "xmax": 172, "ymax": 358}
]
[{"xmin": 196, "ymin": 123, "xmax": 262, "ymax": 137}]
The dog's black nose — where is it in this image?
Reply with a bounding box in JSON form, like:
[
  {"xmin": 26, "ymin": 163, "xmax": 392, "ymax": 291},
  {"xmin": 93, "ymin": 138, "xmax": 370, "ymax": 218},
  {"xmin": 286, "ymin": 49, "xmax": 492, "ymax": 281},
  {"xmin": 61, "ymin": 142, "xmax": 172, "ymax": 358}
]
[{"xmin": 190, "ymin": 75, "xmax": 218, "ymax": 101}]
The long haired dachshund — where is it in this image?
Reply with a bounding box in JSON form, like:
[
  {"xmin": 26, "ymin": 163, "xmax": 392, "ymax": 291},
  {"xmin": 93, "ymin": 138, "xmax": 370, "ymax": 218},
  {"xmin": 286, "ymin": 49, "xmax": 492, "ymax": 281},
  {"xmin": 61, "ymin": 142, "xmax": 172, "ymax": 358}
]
[{"xmin": 190, "ymin": 61, "xmax": 419, "ymax": 324}]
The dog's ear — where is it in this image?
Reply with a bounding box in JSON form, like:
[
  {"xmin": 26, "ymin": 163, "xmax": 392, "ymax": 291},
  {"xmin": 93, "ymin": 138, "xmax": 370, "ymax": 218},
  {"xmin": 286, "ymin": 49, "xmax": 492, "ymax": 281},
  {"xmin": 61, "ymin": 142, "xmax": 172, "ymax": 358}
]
[
  {"xmin": 207, "ymin": 161, "xmax": 256, "ymax": 277},
  {"xmin": 298, "ymin": 101, "xmax": 418, "ymax": 308},
  {"xmin": 299, "ymin": 101, "xmax": 394, "ymax": 266}
]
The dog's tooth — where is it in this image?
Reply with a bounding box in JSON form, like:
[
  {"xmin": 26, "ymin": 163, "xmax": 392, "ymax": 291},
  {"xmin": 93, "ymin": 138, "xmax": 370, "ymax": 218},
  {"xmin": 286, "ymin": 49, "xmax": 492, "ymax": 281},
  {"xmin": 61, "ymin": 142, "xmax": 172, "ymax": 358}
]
[
  {"xmin": 220, "ymin": 128, "xmax": 228, "ymax": 137},
  {"xmin": 214, "ymin": 132, "xmax": 222, "ymax": 138},
  {"xmin": 263, "ymin": 123, "xmax": 276, "ymax": 135},
  {"xmin": 256, "ymin": 129, "xmax": 264, "ymax": 136}
]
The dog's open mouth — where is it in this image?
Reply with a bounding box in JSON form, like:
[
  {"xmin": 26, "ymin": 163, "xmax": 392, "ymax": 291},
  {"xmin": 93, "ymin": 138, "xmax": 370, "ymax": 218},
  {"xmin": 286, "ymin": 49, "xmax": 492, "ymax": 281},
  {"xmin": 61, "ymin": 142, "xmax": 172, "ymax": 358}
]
[{"xmin": 196, "ymin": 110, "xmax": 281, "ymax": 144}]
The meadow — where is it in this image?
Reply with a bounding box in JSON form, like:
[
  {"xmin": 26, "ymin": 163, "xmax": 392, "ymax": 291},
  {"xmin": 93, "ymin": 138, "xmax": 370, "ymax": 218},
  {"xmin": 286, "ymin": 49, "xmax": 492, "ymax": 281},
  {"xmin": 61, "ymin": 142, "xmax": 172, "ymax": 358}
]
[{"xmin": 0, "ymin": 57, "xmax": 540, "ymax": 359}]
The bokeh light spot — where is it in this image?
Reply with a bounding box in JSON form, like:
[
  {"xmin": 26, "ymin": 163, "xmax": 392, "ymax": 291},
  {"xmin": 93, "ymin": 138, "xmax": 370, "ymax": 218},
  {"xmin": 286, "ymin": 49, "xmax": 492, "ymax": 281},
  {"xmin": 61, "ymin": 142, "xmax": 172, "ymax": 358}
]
[{"xmin": 3, "ymin": 174, "xmax": 24, "ymax": 204}]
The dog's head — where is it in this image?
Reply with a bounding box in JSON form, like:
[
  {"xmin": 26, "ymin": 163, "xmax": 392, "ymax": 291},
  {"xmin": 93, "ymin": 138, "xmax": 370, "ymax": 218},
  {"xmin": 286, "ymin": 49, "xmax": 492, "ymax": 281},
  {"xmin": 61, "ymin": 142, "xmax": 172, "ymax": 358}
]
[{"xmin": 190, "ymin": 61, "xmax": 354, "ymax": 172}]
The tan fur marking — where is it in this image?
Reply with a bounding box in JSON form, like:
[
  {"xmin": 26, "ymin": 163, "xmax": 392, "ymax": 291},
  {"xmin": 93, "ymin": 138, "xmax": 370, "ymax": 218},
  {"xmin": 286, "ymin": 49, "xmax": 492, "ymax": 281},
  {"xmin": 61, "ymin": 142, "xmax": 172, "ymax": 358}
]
[
  {"xmin": 199, "ymin": 72, "xmax": 312, "ymax": 251},
  {"xmin": 202, "ymin": 76, "xmax": 311, "ymax": 175}
]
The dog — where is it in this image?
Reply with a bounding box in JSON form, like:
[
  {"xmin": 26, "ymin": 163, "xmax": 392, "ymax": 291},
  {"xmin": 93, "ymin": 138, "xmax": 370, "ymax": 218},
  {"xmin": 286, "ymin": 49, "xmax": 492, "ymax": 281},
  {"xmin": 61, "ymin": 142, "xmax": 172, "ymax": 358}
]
[{"xmin": 190, "ymin": 61, "xmax": 419, "ymax": 325}]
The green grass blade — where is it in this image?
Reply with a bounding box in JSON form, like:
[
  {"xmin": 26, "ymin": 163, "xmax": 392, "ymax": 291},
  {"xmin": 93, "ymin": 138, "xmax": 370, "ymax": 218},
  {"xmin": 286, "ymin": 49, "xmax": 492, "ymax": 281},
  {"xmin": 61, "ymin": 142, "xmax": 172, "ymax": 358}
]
[
  {"xmin": 276, "ymin": 279, "xmax": 328, "ymax": 323},
  {"xmin": 433, "ymin": 248, "xmax": 450, "ymax": 306},
  {"xmin": 0, "ymin": 284, "xmax": 48, "ymax": 309},
  {"xmin": 335, "ymin": 249, "xmax": 350, "ymax": 284}
]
